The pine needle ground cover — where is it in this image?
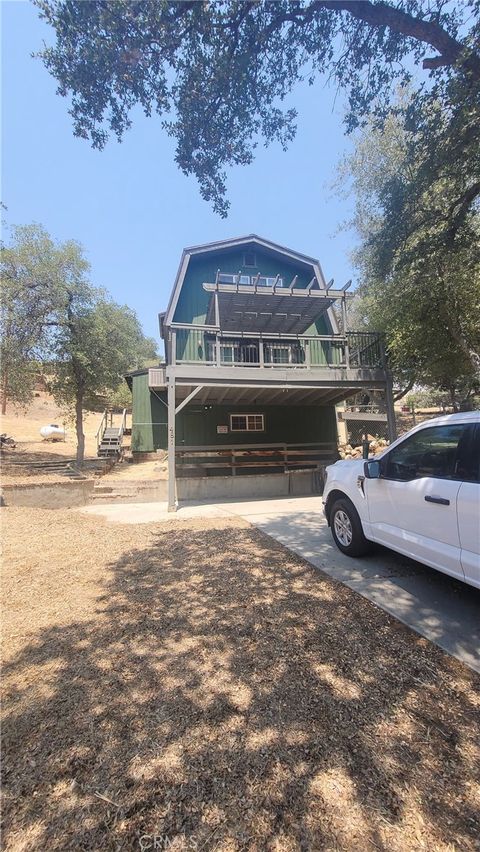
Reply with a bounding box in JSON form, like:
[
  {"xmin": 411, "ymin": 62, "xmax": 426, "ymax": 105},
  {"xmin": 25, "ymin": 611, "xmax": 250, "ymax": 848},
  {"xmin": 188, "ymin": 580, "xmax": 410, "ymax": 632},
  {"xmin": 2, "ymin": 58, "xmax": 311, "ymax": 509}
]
[{"xmin": 2, "ymin": 508, "xmax": 479, "ymax": 851}]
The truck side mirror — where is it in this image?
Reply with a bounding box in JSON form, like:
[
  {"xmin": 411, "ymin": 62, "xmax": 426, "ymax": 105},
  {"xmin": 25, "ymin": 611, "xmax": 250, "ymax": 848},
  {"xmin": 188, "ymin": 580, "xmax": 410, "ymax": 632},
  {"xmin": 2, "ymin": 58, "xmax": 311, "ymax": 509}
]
[{"xmin": 364, "ymin": 460, "xmax": 381, "ymax": 479}]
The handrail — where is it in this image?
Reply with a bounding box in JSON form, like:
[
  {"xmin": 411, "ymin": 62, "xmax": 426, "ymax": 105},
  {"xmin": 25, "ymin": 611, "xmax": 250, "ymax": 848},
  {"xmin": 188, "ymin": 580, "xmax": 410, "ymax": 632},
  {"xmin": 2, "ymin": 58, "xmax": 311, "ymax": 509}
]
[
  {"xmin": 175, "ymin": 441, "xmax": 338, "ymax": 476},
  {"xmin": 95, "ymin": 410, "xmax": 108, "ymax": 453},
  {"xmin": 119, "ymin": 408, "xmax": 127, "ymax": 442},
  {"xmin": 176, "ymin": 441, "xmax": 336, "ymax": 453}
]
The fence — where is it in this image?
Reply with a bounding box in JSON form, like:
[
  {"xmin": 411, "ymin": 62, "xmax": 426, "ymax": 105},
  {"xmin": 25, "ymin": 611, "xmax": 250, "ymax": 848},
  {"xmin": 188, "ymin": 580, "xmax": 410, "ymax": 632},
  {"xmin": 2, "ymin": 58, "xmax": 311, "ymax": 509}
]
[
  {"xmin": 175, "ymin": 441, "xmax": 338, "ymax": 477},
  {"xmin": 340, "ymin": 389, "xmax": 390, "ymax": 444}
]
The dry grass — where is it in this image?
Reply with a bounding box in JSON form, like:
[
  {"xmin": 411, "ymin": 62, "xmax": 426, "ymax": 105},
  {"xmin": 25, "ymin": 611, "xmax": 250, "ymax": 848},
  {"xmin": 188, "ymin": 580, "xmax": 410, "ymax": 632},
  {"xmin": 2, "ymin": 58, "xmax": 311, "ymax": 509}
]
[
  {"xmin": 0, "ymin": 391, "xmax": 165, "ymax": 486},
  {"xmin": 0, "ymin": 392, "xmax": 119, "ymax": 484},
  {"xmin": 2, "ymin": 507, "xmax": 479, "ymax": 851}
]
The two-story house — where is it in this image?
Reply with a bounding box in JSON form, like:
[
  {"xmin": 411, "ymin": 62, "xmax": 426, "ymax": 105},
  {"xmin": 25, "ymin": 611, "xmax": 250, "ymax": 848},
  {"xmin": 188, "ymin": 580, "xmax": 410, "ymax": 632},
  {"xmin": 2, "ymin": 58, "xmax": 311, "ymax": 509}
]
[{"xmin": 126, "ymin": 235, "xmax": 395, "ymax": 510}]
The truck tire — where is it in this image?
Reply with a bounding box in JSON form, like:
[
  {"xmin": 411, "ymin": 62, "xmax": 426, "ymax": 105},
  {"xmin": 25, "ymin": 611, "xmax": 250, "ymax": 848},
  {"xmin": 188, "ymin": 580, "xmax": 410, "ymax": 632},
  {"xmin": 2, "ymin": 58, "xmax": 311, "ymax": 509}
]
[{"xmin": 330, "ymin": 497, "xmax": 371, "ymax": 557}]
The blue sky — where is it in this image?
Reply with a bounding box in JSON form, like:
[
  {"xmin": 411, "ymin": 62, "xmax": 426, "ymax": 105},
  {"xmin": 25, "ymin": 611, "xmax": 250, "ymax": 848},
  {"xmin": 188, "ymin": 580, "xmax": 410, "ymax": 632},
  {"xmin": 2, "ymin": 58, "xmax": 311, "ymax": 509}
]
[{"xmin": 2, "ymin": 0, "xmax": 360, "ymax": 343}]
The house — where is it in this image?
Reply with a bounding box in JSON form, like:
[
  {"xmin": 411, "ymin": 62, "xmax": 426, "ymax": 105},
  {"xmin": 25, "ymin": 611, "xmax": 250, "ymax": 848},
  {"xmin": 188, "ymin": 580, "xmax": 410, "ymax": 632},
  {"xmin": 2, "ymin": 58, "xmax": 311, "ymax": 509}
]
[{"xmin": 126, "ymin": 235, "xmax": 395, "ymax": 510}]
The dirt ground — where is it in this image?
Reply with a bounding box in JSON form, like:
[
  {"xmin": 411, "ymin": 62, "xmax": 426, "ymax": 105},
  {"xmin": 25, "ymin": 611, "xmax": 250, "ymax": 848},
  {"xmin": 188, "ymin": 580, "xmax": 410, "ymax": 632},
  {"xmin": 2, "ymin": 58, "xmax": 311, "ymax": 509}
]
[
  {"xmin": 1, "ymin": 392, "xmax": 102, "ymax": 458},
  {"xmin": 1, "ymin": 393, "xmax": 102, "ymax": 484},
  {"xmin": 0, "ymin": 393, "xmax": 139, "ymax": 484},
  {"xmin": 0, "ymin": 393, "xmax": 167, "ymax": 486},
  {"xmin": 2, "ymin": 507, "xmax": 479, "ymax": 851}
]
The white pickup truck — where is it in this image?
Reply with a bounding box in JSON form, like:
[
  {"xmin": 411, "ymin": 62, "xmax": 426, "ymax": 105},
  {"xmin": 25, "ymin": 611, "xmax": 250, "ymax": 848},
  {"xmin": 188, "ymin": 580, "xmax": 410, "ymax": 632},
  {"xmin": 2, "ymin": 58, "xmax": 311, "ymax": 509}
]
[{"xmin": 323, "ymin": 412, "xmax": 480, "ymax": 589}]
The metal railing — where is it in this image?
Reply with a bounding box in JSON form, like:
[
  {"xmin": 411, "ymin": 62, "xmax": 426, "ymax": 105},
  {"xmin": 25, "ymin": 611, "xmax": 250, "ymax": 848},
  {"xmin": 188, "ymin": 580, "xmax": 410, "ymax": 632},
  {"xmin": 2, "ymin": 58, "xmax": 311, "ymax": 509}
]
[
  {"xmin": 119, "ymin": 408, "xmax": 127, "ymax": 444},
  {"xmin": 347, "ymin": 332, "xmax": 384, "ymax": 368},
  {"xmin": 95, "ymin": 408, "xmax": 128, "ymax": 454},
  {"xmin": 95, "ymin": 410, "xmax": 109, "ymax": 454},
  {"xmin": 170, "ymin": 325, "xmax": 384, "ymax": 370}
]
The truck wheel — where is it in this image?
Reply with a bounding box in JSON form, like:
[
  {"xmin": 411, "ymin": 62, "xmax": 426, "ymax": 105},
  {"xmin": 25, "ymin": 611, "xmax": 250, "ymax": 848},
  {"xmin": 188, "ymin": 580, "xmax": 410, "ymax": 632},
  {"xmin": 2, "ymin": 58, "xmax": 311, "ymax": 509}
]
[{"xmin": 330, "ymin": 498, "xmax": 371, "ymax": 557}]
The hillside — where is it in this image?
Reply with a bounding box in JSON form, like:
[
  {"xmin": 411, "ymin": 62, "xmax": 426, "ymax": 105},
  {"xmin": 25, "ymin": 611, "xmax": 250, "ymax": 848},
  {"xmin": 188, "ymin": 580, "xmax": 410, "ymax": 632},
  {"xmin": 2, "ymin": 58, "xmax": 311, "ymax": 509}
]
[{"xmin": 1, "ymin": 392, "xmax": 130, "ymax": 483}]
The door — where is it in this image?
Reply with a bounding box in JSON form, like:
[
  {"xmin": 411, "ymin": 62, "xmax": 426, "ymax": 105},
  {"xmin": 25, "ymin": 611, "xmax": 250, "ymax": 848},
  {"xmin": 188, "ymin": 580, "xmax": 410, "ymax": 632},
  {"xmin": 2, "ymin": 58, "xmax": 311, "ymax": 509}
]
[
  {"xmin": 457, "ymin": 425, "xmax": 480, "ymax": 588},
  {"xmin": 365, "ymin": 423, "xmax": 471, "ymax": 580}
]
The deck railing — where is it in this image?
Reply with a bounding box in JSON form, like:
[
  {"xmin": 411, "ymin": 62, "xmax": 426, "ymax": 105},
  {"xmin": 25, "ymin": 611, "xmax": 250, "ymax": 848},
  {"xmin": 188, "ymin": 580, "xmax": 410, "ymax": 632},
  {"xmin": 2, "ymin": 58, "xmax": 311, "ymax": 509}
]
[
  {"xmin": 169, "ymin": 325, "xmax": 385, "ymax": 370},
  {"xmin": 175, "ymin": 441, "xmax": 338, "ymax": 476}
]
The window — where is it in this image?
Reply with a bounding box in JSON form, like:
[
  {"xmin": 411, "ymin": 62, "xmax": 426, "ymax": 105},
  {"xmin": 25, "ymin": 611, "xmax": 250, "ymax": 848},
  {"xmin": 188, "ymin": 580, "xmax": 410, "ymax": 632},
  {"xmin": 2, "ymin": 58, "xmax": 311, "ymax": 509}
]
[
  {"xmin": 269, "ymin": 345, "xmax": 290, "ymax": 364},
  {"xmin": 217, "ymin": 271, "xmax": 283, "ymax": 287},
  {"xmin": 243, "ymin": 252, "xmax": 256, "ymax": 267},
  {"xmin": 230, "ymin": 414, "xmax": 265, "ymax": 432},
  {"xmin": 220, "ymin": 343, "xmax": 236, "ymax": 363},
  {"xmin": 384, "ymin": 424, "xmax": 475, "ymax": 482},
  {"xmin": 257, "ymin": 276, "xmax": 283, "ymax": 287},
  {"xmin": 218, "ymin": 273, "xmax": 251, "ymax": 285},
  {"xmin": 265, "ymin": 343, "xmax": 296, "ymax": 365}
]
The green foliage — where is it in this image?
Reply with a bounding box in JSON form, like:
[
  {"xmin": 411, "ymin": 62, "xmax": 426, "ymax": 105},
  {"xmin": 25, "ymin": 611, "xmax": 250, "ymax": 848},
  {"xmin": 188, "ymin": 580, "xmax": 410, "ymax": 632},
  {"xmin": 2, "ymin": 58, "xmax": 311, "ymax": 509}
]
[
  {"xmin": 102, "ymin": 380, "xmax": 134, "ymax": 412},
  {"xmin": 51, "ymin": 295, "xmax": 157, "ymax": 461},
  {"xmin": 35, "ymin": 1, "xmax": 480, "ymax": 216},
  {"xmin": 51, "ymin": 299, "xmax": 156, "ymax": 408},
  {"xmin": 340, "ymin": 98, "xmax": 480, "ymax": 406},
  {"xmin": 405, "ymin": 389, "xmax": 448, "ymax": 410},
  {"xmin": 0, "ymin": 224, "xmax": 90, "ymax": 412},
  {"xmin": 1, "ymin": 223, "xmax": 157, "ymax": 459}
]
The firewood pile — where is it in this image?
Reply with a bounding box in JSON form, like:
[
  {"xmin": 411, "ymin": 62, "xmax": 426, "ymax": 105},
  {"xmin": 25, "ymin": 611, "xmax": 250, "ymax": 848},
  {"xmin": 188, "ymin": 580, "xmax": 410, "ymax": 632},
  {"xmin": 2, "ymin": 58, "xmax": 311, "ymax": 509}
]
[{"xmin": 338, "ymin": 436, "xmax": 389, "ymax": 460}]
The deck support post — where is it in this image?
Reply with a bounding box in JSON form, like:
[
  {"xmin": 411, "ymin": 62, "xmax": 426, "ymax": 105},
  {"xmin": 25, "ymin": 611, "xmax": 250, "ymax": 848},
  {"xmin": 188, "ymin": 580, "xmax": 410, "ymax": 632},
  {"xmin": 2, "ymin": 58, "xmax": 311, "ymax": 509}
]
[
  {"xmin": 385, "ymin": 373, "xmax": 397, "ymax": 443},
  {"xmin": 167, "ymin": 376, "xmax": 176, "ymax": 512},
  {"xmin": 342, "ymin": 295, "xmax": 350, "ymax": 368}
]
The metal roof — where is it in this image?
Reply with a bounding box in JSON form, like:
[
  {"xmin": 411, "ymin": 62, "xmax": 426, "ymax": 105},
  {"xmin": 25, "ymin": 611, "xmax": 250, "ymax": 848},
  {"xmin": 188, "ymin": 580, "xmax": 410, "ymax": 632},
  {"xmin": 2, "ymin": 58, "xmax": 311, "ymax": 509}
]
[{"xmin": 204, "ymin": 282, "xmax": 339, "ymax": 335}]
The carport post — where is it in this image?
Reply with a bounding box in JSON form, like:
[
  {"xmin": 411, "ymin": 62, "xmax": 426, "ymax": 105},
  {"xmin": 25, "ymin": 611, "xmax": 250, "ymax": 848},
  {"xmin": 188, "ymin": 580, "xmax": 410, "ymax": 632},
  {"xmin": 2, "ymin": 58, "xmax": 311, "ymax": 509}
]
[
  {"xmin": 385, "ymin": 373, "xmax": 397, "ymax": 443},
  {"xmin": 167, "ymin": 377, "xmax": 176, "ymax": 512}
]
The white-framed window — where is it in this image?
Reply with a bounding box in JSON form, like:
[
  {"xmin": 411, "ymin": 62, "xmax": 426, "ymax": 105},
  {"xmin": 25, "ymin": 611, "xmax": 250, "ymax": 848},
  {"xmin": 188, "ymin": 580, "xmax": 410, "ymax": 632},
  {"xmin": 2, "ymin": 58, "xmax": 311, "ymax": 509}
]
[
  {"xmin": 230, "ymin": 413, "xmax": 265, "ymax": 432},
  {"xmin": 257, "ymin": 276, "xmax": 283, "ymax": 287},
  {"xmin": 220, "ymin": 342, "xmax": 239, "ymax": 363},
  {"xmin": 217, "ymin": 272, "xmax": 283, "ymax": 287},
  {"xmin": 218, "ymin": 273, "xmax": 251, "ymax": 285},
  {"xmin": 265, "ymin": 344, "xmax": 291, "ymax": 364}
]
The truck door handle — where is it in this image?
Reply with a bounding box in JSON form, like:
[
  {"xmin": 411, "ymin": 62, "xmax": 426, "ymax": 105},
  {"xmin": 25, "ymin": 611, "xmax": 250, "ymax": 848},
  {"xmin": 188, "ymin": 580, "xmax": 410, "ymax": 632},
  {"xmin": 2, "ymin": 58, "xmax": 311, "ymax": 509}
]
[{"xmin": 425, "ymin": 495, "xmax": 450, "ymax": 506}]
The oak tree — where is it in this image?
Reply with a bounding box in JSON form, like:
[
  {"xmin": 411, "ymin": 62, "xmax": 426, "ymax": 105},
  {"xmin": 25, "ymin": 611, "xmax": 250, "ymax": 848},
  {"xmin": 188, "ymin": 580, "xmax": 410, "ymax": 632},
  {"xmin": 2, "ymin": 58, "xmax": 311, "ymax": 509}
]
[{"xmin": 35, "ymin": 1, "xmax": 480, "ymax": 216}]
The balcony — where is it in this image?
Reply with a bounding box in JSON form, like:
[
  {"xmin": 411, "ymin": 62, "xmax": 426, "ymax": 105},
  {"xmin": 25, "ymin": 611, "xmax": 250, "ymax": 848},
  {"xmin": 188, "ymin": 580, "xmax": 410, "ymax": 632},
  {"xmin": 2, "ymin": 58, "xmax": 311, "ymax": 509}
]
[{"xmin": 170, "ymin": 327, "xmax": 385, "ymax": 370}]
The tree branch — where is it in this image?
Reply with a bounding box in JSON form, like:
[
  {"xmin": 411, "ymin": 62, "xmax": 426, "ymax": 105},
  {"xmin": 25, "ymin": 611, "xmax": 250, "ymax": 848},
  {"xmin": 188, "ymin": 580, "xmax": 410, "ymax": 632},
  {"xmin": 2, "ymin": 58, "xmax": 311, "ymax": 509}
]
[
  {"xmin": 276, "ymin": 1, "xmax": 480, "ymax": 80},
  {"xmin": 446, "ymin": 181, "xmax": 480, "ymax": 240},
  {"xmin": 393, "ymin": 378, "xmax": 415, "ymax": 402}
]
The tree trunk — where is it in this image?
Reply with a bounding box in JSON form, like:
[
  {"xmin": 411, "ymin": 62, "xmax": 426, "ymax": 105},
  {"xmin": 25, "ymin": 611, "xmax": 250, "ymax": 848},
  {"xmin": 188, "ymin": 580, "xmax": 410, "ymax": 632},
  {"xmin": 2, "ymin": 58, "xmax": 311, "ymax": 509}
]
[
  {"xmin": 1, "ymin": 367, "xmax": 8, "ymax": 415},
  {"xmin": 75, "ymin": 390, "xmax": 85, "ymax": 466},
  {"xmin": 449, "ymin": 385, "xmax": 458, "ymax": 412}
]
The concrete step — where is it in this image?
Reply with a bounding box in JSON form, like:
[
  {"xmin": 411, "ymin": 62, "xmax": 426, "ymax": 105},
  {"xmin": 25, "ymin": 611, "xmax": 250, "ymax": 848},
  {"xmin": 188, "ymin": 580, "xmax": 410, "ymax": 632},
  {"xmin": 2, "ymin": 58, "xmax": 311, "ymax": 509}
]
[{"xmin": 91, "ymin": 479, "xmax": 167, "ymax": 503}]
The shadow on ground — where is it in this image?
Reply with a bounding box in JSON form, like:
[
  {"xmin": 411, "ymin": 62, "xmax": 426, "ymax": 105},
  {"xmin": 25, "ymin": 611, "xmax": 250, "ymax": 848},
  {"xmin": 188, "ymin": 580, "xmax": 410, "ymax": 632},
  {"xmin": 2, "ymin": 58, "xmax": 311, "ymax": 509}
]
[
  {"xmin": 2, "ymin": 521, "xmax": 480, "ymax": 851},
  {"xmin": 233, "ymin": 503, "xmax": 480, "ymax": 670}
]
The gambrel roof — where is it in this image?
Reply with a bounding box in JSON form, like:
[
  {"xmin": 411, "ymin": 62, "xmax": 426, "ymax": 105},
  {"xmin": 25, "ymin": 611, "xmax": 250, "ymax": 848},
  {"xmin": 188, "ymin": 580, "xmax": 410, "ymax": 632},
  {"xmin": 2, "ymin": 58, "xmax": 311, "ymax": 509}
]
[{"xmin": 163, "ymin": 234, "xmax": 338, "ymax": 329}]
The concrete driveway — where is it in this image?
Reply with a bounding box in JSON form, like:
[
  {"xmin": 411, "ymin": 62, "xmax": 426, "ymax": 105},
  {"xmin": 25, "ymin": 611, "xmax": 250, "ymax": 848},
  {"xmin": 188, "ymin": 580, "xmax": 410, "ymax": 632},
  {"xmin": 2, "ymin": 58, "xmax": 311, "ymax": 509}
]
[
  {"xmin": 217, "ymin": 495, "xmax": 480, "ymax": 674},
  {"xmin": 83, "ymin": 494, "xmax": 480, "ymax": 673}
]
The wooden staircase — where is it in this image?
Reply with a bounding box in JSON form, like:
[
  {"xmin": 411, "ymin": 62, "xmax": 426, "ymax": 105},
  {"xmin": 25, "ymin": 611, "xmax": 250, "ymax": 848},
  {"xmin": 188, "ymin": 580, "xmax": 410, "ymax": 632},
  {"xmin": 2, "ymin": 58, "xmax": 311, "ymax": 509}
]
[{"xmin": 96, "ymin": 409, "xmax": 128, "ymax": 459}]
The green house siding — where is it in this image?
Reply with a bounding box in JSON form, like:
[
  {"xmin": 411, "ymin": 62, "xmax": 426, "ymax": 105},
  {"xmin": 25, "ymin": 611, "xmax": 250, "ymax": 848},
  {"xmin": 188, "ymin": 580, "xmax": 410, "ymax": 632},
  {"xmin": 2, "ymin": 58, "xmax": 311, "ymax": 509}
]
[
  {"xmin": 130, "ymin": 370, "xmax": 337, "ymax": 453},
  {"xmin": 176, "ymin": 404, "xmax": 337, "ymax": 447},
  {"xmin": 172, "ymin": 248, "xmax": 333, "ymax": 363},
  {"xmin": 131, "ymin": 373, "xmax": 168, "ymax": 452}
]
